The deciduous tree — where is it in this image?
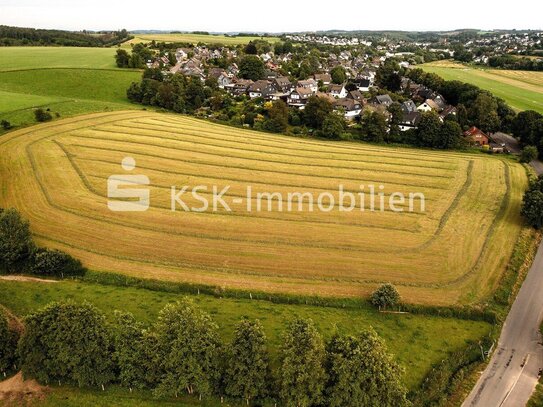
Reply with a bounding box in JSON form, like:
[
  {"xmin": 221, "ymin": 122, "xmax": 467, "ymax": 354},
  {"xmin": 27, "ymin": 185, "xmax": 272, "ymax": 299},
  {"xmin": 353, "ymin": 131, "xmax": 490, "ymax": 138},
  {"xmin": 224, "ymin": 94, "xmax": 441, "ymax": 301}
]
[
  {"xmin": 225, "ymin": 319, "xmax": 270, "ymax": 404},
  {"xmin": 153, "ymin": 299, "xmax": 221, "ymax": 399},
  {"xmin": 0, "ymin": 208, "xmax": 34, "ymax": 272},
  {"xmin": 0, "ymin": 311, "xmax": 17, "ymax": 377},
  {"xmin": 280, "ymin": 318, "xmax": 326, "ymax": 407},
  {"xmin": 325, "ymin": 331, "xmax": 409, "ymax": 407},
  {"xmin": 18, "ymin": 301, "xmax": 115, "ymax": 388},
  {"xmin": 113, "ymin": 311, "xmax": 147, "ymax": 392},
  {"xmin": 239, "ymin": 56, "xmax": 265, "ymax": 81},
  {"xmin": 303, "ymin": 96, "xmax": 333, "ymax": 129},
  {"xmin": 371, "ymin": 283, "xmax": 401, "ymax": 310}
]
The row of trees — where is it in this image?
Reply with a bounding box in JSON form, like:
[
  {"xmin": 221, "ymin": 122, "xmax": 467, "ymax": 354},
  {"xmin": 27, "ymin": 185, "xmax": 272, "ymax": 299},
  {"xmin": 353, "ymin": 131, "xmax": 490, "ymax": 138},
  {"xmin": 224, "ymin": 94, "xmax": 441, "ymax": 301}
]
[
  {"xmin": 0, "ymin": 208, "xmax": 85, "ymax": 278},
  {"xmin": 15, "ymin": 299, "xmax": 409, "ymax": 406},
  {"xmin": 488, "ymin": 55, "xmax": 543, "ymax": 71}
]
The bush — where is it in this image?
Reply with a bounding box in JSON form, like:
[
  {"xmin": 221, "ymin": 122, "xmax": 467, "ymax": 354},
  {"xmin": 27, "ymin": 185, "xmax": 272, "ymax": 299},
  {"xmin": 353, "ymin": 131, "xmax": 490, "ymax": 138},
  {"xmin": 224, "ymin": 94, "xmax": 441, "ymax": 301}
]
[
  {"xmin": 1, "ymin": 120, "xmax": 11, "ymax": 130},
  {"xmin": 34, "ymin": 108, "xmax": 53, "ymax": 123},
  {"xmin": 521, "ymin": 175, "xmax": 543, "ymax": 229},
  {"xmin": 371, "ymin": 283, "xmax": 401, "ymax": 310},
  {"xmin": 18, "ymin": 301, "xmax": 115, "ymax": 387},
  {"xmin": 0, "ymin": 208, "xmax": 34, "ymax": 273},
  {"xmin": 0, "ymin": 311, "xmax": 18, "ymax": 377},
  {"xmin": 31, "ymin": 248, "xmax": 86, "ymax": 278},
  {"xmin": 520, "ymin": 146, "xmax": 538, "ymax": 163}
]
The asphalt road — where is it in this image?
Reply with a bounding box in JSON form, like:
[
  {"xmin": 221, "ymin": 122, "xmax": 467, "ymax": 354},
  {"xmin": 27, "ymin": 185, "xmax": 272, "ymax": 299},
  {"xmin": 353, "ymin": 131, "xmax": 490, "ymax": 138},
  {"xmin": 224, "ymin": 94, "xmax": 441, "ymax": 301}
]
[{"xmin": 463, "ymin": 161, "xmax": 543, "ymax": 407}]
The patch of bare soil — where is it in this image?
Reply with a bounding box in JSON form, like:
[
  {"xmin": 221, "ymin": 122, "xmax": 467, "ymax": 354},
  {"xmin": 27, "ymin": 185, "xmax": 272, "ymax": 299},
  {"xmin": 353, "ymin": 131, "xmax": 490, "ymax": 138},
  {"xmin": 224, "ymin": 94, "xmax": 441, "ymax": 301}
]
[{"xmin": 0, "ymin": 372, "xmax": 49, "ymax": 405}]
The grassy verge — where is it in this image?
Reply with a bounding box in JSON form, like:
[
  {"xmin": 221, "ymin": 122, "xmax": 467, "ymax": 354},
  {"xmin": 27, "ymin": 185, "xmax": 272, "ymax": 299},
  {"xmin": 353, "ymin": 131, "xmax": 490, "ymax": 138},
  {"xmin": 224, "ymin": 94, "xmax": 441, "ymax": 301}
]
[
  {"xmin": 36, "ymin": 386, "xmax": 225, "ymax": 407},
  {"xmin": 527, "ymin": 364, "xmax": 543, "ymax": 407},
  {"xmin": 527, "ymin": 321, "xmax": 543, "ymax": 406}
]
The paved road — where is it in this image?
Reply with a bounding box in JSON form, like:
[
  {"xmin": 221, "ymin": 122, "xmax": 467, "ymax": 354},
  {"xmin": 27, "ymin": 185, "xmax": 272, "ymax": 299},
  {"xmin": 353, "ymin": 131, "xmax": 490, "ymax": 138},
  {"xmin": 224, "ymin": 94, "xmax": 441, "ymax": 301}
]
[
  {"xmin": 463, "ymin": 162, "xmax": 543, "ymax": 407},
  {"xmin": 492, "ymin": 132, "xmax": 521, "ymax": 154}
]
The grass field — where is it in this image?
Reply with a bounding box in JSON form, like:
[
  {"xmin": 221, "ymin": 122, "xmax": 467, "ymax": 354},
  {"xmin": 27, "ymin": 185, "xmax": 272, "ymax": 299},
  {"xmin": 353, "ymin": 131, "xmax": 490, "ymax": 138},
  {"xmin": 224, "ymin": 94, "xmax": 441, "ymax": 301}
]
[
  {"xmin": 0, "ymin": 47, "xmax": 121, "ymax": 71},
  {"xmin": 0, "ymin": 279, "xmax": 492, "ymax": 391},
  {"xmin": 0, "ymin": 110, "xmax": 528, "ymax": 306},
  {"xmin": 125, "ymin": 33, "xmax": 279, "ymax": 46},
  {"xmin": 419, "ymin": 60, "xmax": 543, "ymax": 114},
  {"xmin": 0, "ymin": 47, "xmax": 141, "ymax": 130}
]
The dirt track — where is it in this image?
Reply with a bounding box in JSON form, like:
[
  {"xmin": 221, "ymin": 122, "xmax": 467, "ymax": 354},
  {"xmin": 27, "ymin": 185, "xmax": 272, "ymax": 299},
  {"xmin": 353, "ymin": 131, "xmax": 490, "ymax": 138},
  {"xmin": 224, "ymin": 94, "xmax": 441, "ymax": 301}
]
[
  {"xmin": 0, "ymin": 372, "xmax": 49, "ymax": 405},
  {"xmin": 0, "ymin": 275, "xmax": 58, "ymax": 283}
]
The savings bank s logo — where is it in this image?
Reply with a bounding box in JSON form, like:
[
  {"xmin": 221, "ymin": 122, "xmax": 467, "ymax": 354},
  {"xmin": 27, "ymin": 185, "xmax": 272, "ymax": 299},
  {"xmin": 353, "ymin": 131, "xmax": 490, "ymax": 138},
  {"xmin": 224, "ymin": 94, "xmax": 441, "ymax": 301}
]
[{"xmin": 107, "ymin": 157, "xmax": 150, "ymax": 212}]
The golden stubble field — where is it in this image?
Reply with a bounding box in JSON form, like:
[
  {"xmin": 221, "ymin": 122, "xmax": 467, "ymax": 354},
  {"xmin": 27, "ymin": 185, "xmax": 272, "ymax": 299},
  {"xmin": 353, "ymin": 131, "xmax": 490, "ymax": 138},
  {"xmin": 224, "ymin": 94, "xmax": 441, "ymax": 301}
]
[{"xmin": 0, "ymin": 111, "xmax": 528, "ymax": 305}]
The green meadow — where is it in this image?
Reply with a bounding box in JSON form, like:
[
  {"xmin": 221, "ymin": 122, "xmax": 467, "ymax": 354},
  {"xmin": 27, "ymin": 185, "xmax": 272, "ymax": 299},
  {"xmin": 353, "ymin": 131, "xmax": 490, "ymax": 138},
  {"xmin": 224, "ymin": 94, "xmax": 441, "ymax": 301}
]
[
  {"xmin": 0, "ymin": 47, "xmax": 141, "ymax": 130},
  {"xmin": 0, "ymin": 47, "xmax": 121, "ymax": 71},
  {"xmin": 0, "ymin": 279, "xmax": 491, "ymax": 392},
  {"xmin": 420, "ymin": 60, "xmax": 543, "ymax": 113}
]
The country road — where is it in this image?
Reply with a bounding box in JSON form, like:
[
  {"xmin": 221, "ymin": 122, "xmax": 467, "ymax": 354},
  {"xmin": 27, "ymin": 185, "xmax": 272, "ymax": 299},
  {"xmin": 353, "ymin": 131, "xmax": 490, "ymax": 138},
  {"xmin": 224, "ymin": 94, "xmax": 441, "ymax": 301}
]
[{"xmin": 463, "ymin": 161, "xmax": 543, "ymax": 407}]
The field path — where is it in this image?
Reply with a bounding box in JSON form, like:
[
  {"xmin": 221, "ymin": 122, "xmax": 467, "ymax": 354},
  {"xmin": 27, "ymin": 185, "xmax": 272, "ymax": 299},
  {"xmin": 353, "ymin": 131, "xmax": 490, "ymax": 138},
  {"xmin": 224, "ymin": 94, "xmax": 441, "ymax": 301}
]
[
  {"xmin": 0, "ymin": 275, "xmax": 58, "ymax": 284},
  {"xmin": 462, "ymin": 161, "xmax": 543, "ymax": 407}
]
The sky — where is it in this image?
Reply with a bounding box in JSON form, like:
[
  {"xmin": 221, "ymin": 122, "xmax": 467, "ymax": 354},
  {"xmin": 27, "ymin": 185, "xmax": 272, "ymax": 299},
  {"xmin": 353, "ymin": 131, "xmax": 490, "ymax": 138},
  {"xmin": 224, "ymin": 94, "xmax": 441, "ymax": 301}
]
[{"xmin": 1, "ymin": 0, "xmax": 541, "ymax": 33}]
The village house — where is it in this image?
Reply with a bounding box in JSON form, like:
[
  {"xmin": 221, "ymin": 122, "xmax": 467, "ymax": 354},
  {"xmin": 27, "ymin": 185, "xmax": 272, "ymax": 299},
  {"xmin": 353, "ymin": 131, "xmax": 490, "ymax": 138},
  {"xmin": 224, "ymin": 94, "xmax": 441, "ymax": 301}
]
[
  {"xmin": 417, "ymin": 99, "xmax": 440, "ymax": 112},
  {"xmin": 401, "ymin": 100, "xmax": 418, "ymax": 114},
  {"xmin": 297, "ymin": 79, "xmax": 318, "ymax": 93},
  {"xmin": 439, "ymin": 105, "xmax": 457, "ymax": 121},
  {"xmin": 334, "ymin": 98, "xmax": 363, "ymax": 119},
  {"xmin": 327, "ymin": 84, "xmax": 347, "ymax": 98},
  {"xmin": 399, "ymin": 112, "xmax": 422, "ymax": 131},
  {"xmin": 347, "ymin": 90, "xmax": 365, "ymax": 102},
  {"xmin": 372, "ymin": 94, "xmax": 394, "ymax": 107},
  {"xmin": 433, "ymin": 95, "xmax": 448, "ymax": 111},
  {"xmin": 463, "ymin": 126, "xmax": 489, "ymax": 146},
  {"xmin": 217, "ymin": 72, "xmax": 232, "ymax": 89},
  {"xmin": 248, "ymin": 80, "xmax": 278, "ymax": 99},
  {"xmin": 353, "ymin": 78, "xmax": 371, "ymax": 92},
  {"xmin": 175, "ymin": 48, "xmax": 190, "ymax": 62},
  {"xmin": 224, "ymin": 79, "xmax": 253, "ymax": 96},
  {"xmin": 273, "ymin": 76, "xmax": 293, "ymax": 93},
  {"xmin": 314, "ymin": 73, "xmax": 332, "ymax": 85},
  {"xmin": 287, "ymin": 87, "xmax": 314, "ymax": 108}
]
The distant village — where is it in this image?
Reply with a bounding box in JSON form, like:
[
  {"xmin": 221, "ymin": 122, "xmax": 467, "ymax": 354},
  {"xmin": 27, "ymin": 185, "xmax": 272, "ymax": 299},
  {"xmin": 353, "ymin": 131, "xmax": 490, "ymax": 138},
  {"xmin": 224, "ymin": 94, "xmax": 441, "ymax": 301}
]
[{"xmin": 143, "ymin": 38, "xmax": 510, "ymax": 150}]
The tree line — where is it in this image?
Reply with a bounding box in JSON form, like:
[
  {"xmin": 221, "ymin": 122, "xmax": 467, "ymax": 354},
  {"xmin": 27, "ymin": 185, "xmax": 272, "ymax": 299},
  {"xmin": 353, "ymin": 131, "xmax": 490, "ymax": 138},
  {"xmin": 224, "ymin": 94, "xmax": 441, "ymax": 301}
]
[
  {"xmin": 0, "ymin": 208, "xmax": 85, "ymax": 278},
  {"xmin": 487, "ymin": 55, "xmax": 543, "ymax": 71},
  {"xmin": 4, "ymin": 299, "xmax": 409, "ymax": 406},
  {"xmin": 0, "ymin": 25, "xmax": 131, "ymax": 47}
]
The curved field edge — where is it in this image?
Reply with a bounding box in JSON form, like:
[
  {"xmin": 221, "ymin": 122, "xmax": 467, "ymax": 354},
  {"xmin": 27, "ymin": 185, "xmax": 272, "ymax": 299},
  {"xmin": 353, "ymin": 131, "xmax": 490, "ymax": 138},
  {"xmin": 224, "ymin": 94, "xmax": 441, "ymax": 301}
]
[{"xmin": 0, "ymin": 111, "xmax": 527, "ymax": 306}]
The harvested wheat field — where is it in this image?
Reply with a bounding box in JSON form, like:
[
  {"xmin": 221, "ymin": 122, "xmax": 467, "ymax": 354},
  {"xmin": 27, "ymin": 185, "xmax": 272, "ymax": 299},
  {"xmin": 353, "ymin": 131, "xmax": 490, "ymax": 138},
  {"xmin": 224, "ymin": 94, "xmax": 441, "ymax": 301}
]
[{"xmin": 0, "ymin": 111, "xmax": 527, "ymax": 305}]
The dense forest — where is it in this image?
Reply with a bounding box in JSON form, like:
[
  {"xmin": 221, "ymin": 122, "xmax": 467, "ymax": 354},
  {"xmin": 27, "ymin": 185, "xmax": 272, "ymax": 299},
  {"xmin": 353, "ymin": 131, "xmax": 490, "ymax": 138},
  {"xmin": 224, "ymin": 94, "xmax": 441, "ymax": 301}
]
[{"xmin": 0, "ymin": 25, "xmax": 131, "ymax": 47}]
